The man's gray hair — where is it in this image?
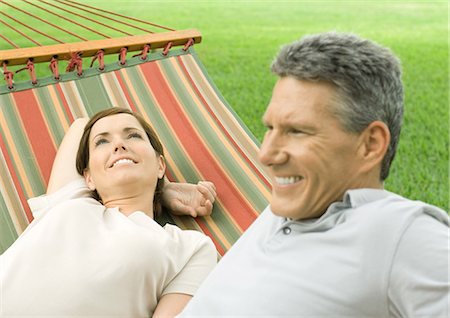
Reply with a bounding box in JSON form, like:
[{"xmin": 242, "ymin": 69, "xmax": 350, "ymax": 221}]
[{"xmin": 271, "ymin": 32, "xmax": 404, "ymax": 181}]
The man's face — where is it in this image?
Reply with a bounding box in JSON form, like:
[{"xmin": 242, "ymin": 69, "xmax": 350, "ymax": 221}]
[{"xmin": 259, "ymin": 77, "xmax": 366, "ymax": 220}]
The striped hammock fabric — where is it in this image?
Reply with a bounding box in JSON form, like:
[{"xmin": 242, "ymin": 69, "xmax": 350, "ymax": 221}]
[{"xmin": 0, "ymin": 48, "xmax": 271, "ymax": 255}]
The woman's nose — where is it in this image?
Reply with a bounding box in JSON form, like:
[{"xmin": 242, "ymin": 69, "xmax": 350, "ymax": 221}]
[
  {"xmin": 114, "ymin": 145, "xmax": 126, "ymax": 152},
  {"xmin": 113, "ymin": 139, "xmax": 127, "ymax": 152}
]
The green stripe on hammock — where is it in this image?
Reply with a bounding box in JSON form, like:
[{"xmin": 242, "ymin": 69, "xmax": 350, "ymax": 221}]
[
  {"xmin": 0, "ymin": 174, "xmax": 19, "ymax": 252},
  {"xmin": 0, "ymin": 48, "xmax": 270, "ymax": 255}
]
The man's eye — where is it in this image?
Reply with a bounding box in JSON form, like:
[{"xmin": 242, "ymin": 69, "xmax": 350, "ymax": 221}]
[
  {"xmin": 94, "ymin": 138, "xmax": 108, "ymax": 147},
  {"xmin": 289, "ymin": 129, "xmax": 304, "ymax": 135}
]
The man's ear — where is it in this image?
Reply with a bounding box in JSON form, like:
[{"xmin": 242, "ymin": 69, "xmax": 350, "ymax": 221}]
[
  {"xmin": 83, "ymin": 168, "xmax": 96, "ymax": 191},
  {"xmin": 358, "ymin": 121, "xmax": 390, "ymax": 172},
  {"xmin": 157, "ymin": 155, "xmax": 166, "ymax": 179}
]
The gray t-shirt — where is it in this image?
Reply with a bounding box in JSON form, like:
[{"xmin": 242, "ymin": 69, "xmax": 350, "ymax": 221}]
[{"xmin": 179, "ymin": 188, "xmax": 449, "ymax": 317}]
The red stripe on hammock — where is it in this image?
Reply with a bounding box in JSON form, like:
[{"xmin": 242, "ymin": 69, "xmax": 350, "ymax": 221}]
[
  {"xmin": 0, "ymin": 133, "xmax": 33, "ymax": 222},
  {"xmin": 195, "ymin": 217, "xmax": 225, "ymax": 255},
  {"xmin": 140, "ymin": 62, "xmax": 256, "ymax": 231},
  {"xmin": 176, "ymin": 55, "xmax": 271, "ymax": 189},
  {"xmin": 13, "ymin": 90, "xmax": 56, "ymax": 185},
  {"xmin": 114, "ymin": 70, "xmax": 137, "ymax": 112}
]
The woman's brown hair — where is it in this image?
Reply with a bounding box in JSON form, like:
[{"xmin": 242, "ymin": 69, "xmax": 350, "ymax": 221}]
[{"xmin": 75, "ymin": 107, "xmax": 165, "ymax": 216}]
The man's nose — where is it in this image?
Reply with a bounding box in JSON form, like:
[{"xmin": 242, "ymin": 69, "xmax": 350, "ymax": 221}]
[{"xmin": 258, "ymin": 132, "xmax": 287, "ymax": 166}]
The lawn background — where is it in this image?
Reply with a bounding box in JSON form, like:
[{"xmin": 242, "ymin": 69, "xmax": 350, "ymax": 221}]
[{"xmin": 1, "ymin": 0, "xmax": 449, "ymax": 211}]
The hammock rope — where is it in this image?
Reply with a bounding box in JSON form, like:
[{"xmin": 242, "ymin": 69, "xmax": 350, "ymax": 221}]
[
  {"xmin": 2, "ymin": 62, "xmax": 14, "ymax": 89},
  {"xmin": 0, "ymin": 17, "xmax": 43, "ymax": 46},
  {"xmin": 15, "ymin": 59, "xmax": 37, "ymax": 85},
  {"xmin": 0, "ymin": 10, "xmax": 65, "ymax": 45},
  {"xmin": 20, "ymin": 0, "xmax": 91, "ymax": 41},
  {"xmin": 49, "ymin": 57, "xmax": 60, "ymax": 79},
  {"xmin": 61, "ymin": 0, "xmax": 176, "ymax": 32},
  {"xmin": 65, "ymin": 52, "xmax": 83, "ymax": 76},
  {"xmin": 0, "ymin": 31, "xmax": 197, "ymax": 90},
  {"xmin": 183, "ymin": 38, "xmax": 195, "ymax": 51},
  {"xmin": 132, "ymin": 44, "xmax": 151, "ymax": 60},
  {"xmin": 0, "ymin": 0, "xmax": 177, "ymax": 52},
  {"xmin": 2, "ymin": 0, "xmax": 102, "ymax": 44},
  {"xmin": 39, "ymin": 0, "xmax": 122, "ymax": 38},
  {"xmin": 118, "ymin": 47, "xmax": 127, "ymax": 65},
  {"xmin": 55, "ymin": 0, "xmax": 157, "ymax": 34},
  {"xmin": 0, "ymin": 0, "xmax": 199, "ymax": 90},
  {"xmin": 162, "ymin": 42, "xmax": 173, "ymax": 56},
  {"xmin": 0, "ymin": 21, "xmax": 20, "ymax": 48},
  {"xmin": 90, "ymin": 50, "xmax": 105, "ymax": 70},
  {"xmin": 0, "ymin": 1, "xmax": 197, "ymax": 95},
  {"xmin": 0, "ymin": 0, "xmax": 83, "ymax": 43}
]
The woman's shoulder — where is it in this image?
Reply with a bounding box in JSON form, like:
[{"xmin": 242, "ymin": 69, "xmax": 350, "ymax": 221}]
[
  {"xmin": 163, "ymin": 223, "xmax": 206, "ymax": 238},
  {"xmin": 28, "ymin": 178, "xmax": 97, "ymax": 220},
  {"xmin": 163, "ymin": 223, "xmax": 215, "ymax": 249}
]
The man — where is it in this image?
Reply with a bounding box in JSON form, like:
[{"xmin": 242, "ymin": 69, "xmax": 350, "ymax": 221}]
[{"xmin": 179, "ymin": 32, "xmax": 449, "ymax": 317}]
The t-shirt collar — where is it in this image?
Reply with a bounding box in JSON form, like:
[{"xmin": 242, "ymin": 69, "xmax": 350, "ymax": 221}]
[
  {"xmin": 284, "ymin": 188, "xmax": 392, "ymax": 226},
  {"xmin": 343, "ymin": 188, "xmax": 393, "ymax": 209}
]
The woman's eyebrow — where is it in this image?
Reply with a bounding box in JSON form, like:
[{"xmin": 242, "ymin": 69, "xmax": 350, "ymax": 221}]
[
  {"xmin": 92, "ymin": 131, "xmax": 110, "ymax": 140},
  {"xmin": 123, "ymin": 127, "xmax": 143, "ymax": 133},
  {"xmin": 92, "ymin": 127, "xmax": 143, "ymax": 139}
]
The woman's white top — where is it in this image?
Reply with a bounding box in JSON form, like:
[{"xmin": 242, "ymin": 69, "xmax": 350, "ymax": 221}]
[{"xmin": 0, "ymin": 179, "xmax": 217, "ymax": 317}]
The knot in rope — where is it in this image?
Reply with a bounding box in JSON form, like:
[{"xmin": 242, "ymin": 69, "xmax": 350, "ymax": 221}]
[
  {"xmin": 183, "ymin": 38, "xmax": 194, "ymax": 51},
  {"xmin": 132, "ymin": 44, "xmax": 151, "ymax": 60},
  {"xmin": 91, "ymin": 50, "xmax": 105, "ymax": 70},
  {"xmin": 119, "ymin": 47, "xmax": 127, "ymax": 65},
  {"xmin": 2, "ymin": 62, "xmax": 14, "ymax": 89},
  {"xmin": 16, "ymin": 59, "xmax": 37, "ymax": 85},
  {"xmin": 49, "ymin": 57, "xmax": 60, "ymax": 80},
  {"xmin": 162, "ymin": 42, "xmax": 173, "ymax": 56},
  {"xmin": 66, "ymin": 52, "xmax": 83, "ymax": 76}
]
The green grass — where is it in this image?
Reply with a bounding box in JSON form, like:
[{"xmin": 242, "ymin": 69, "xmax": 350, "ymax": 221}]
[{"xmin": 2, "ymin": 0, "xmax": 448, "ymax": 211}]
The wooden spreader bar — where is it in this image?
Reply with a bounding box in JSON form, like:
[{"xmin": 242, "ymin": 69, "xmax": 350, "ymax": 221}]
[{"xmin": 0, "ymin": 29, "xmax": 202, "ymax": 66}]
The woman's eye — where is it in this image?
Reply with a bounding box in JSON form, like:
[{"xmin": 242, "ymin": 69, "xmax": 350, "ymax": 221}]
[
  {"xmin": 94, "ymin": 138, "xmax": 108, "ymax": 147},
  {"xmin": 128, "ymin": 132, "xmax": 143, "ymax": 139}
]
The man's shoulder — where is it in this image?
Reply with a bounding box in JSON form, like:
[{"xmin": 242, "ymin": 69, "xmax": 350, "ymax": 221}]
[{"xmin": 345, "ymin": 188, "xmax": 449, "ymax": 227}]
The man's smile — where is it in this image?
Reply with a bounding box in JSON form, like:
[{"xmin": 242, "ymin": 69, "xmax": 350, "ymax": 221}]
[{"xmin": 274, "ymin": 176, "xmax": 303, "ymax": 186}]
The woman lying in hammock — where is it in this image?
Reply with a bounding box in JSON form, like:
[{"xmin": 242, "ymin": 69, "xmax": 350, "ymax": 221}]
[{"xmin": 0, "ymin": 107, "xmax": 218, "ymax": 317}]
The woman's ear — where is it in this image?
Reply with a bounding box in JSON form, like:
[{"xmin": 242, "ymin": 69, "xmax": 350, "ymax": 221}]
[
  {"xmin": 358, "ymin": 120, "xmax": 390, "ymax": 170},
  {"xmin": 83, "ymin": 168, "xmax": 96, "ymax": 191},
  {"xmin": 157, "ymin": 155, "xmax": 166, "ymax": 179}
]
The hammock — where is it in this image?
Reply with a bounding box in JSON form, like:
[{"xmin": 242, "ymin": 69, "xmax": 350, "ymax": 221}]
[{"xmin": 0, "ymin": 1, "xmax": 270, "ymax": 255}]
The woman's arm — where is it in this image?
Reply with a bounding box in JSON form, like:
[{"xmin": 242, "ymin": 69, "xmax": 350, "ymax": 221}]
[
  {"xmin": 161, "ymin": 180, "xmax": 216, "ymax": 217},
  {"xmin": 153, "ymin": 293, "xmax": 192, "ymax": 318},
  {"xmin": 46, "ymin": 118, "xmax": 89, "ymax": 195}
]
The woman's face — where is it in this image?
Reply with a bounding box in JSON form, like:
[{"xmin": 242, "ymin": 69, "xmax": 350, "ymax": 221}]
[{"xmin": 83, "ymin": 113, "xmax": 165, "ymax": 201}]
